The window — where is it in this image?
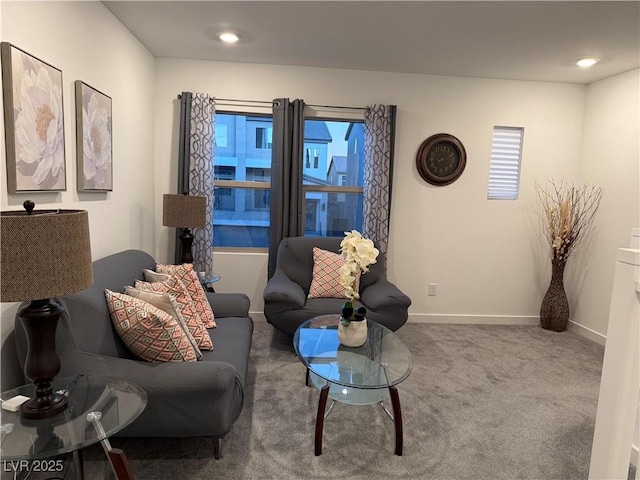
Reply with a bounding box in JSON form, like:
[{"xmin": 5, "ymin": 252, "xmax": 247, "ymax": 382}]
[
  {"xmin": 487, "ymin": 126, "xmax": 524, "ymax": 200},
  {"xmin": 213, "ymin": 113, "xmax": 272, "ymax": 248},
  {"xmin": 303, "ymin": 119, "xmax": 364, "ymax": 237},
  {"xmin": 256, "ymin": 126, "xmax": 272, "ymax": 149},
  {"xmin": 215, "ymin": 124, "xmax": 227, "ymax": 148},
  {"xmin": 212, "ymin": 113, "xmax": 364, "ymax": 247}
]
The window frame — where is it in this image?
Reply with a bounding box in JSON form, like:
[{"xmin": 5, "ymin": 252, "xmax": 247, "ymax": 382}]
[
  {"xmin": 212, "ymin": 111, "xmax": 366, "ymax": 250},
  {"xmin": 301, "ymin": 115, "xmax": 365, "ymax": 238}
]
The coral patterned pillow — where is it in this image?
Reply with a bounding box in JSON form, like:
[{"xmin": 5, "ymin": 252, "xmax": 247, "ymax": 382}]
[
  {"xmin": 104, "ymin": 290, "xmax": 197, "ymax": 363},
  {"xmin": 134, "ymin": 277, "xmax": 213, "ymax": 351},
  {"xmin": 308, "ymin": 247, "xmax": 360, "ymax": 299},
  {"xmin": 124, "ymin": 286, "xmax": 202, "ymax": 359},
  {"xmin": 156, "ymin": 263, "xmax": 216, "ymax": 328}
]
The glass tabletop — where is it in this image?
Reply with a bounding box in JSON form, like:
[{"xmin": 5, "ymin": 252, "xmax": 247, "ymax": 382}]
[
  {"xmin": 0, "ymin": 376, "xmax": 147, "ymax": 461},
  {"xmin": 293, "ymin": 315, "xmax": 413, "ymax": 391},
  {"xmin": 198, "ymin": 272, "xmax": 221, "ymax": 285}
]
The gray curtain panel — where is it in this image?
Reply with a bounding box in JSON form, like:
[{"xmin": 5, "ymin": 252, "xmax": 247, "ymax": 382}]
[
  {"xmin": 177, "ymin": 92, "xmax": 215, "ymax": 273},
  {"xmin": 268, "ymin": 98, "xmax": 306, "ymax": 279},
  {"xmin": 363, "ymin": 104, "xmax": 397, "ymax": 263}
]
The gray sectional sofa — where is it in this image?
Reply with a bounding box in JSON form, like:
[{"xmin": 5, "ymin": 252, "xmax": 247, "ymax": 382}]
[{"xmin": 14, "ymin": 249, "xmax": 253, "ymax": 458}]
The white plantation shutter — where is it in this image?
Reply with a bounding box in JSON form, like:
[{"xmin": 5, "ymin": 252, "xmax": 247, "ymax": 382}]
[{"xmin": 487, "ymin": 126, "xmax": 524, "ymax": 200}]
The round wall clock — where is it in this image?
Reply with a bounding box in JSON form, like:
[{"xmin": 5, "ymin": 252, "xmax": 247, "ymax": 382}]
[{"xmin": 416, "ymin": 133, "xmax": 467, "ymax": 186}]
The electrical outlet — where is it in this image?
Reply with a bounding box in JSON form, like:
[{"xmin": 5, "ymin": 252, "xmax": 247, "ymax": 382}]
[{"xmin": 428, "ymin": 283, "xmax": 437, "ymax": 296}]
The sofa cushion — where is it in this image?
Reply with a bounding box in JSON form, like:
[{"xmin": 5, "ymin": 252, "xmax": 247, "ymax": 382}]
[
  {"xmin": 105, "ymin": 289, "xmax": 198, "ymax": 363},
  {"xmin": 124, "ymin": 286, "xmax": 202, "ymax": 359},
  {"xmin": 156, "ymin": 264, "xmax": 217, "ymax": 329},
  {"xmin": 308, "ymin": 247, "xmax": 359, "ymax": 299},
  {"xmin": 135, "ymin": 277, "xmax": 213, "ymax": 351}
]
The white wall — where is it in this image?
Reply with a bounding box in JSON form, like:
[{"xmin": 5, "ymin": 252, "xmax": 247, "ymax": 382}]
[
  {"xmin": 572, "ymin": 69, "xmax": 640, "ymax": 339},
  {"xmin": 0, "ymin": 1, "xmax": 156, "ymax": 389},
  {"xmin": 154, "ymin": 59, "xmax": 588, "ymax": 324}
]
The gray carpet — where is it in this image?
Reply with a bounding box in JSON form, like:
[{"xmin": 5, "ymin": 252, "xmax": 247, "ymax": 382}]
[{"xmin": 77, "ymin": 321, "xmax": 611, "ymax": 479}]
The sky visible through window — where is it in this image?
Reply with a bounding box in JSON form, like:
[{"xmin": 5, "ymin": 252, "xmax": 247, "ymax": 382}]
[{"xmin": 326, "ymin": 121, "xmax": 349, "ymax": 169}]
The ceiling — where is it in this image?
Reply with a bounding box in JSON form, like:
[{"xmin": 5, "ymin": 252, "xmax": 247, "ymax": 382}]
[{"xmin": 102, "ymin": 1, "xmax": 640, "ymax": 84}]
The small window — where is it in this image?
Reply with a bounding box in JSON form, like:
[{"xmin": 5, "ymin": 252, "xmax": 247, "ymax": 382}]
[
  {"xmin": 256, "ymin": 127, "xmax": 272, "ymax": 149},
  {"xmin": 215, "ymin": 124, "xmax": 227, "ymax": 148},
  {"xmin": 487, "ymin": 126, "xmax": 524, "ymax": 200}
]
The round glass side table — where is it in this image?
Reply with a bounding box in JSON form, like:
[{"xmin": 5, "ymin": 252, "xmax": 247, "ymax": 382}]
[
  {"xmin": 1, "ymin": 376, "xmax": 147, "ymax": 479},
  {"xmin": 198, "ymin": 272, "xmax": 222, "ymax": 292}
]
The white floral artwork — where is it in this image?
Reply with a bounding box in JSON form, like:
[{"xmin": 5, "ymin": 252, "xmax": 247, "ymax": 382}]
[
  {"xmin": 75, "ymin": 81, "xmax": 112, "ymax": 191},
  {"xmin": 1, "ymin": 42, "xmax": 66, "ymax": 192}
]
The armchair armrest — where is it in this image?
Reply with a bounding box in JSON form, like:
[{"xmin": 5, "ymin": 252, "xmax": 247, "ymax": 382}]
[
  {"xmin": 263, "ymin": 269, "xmax": 306, "ymax": 308},
  {"xmin": 206, "ymin": 292, "xmax": 250, "ymax": 318},
  {"xmin": 360, "ymin": 279, "xmax": 412, "ymax": 311}
]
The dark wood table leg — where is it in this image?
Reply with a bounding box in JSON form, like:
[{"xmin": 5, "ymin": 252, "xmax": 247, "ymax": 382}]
[
  {"xmin": 389, "ymin": 386, "xmax": 403, "ymax": 456},
  {"xmin": 305, "ymin": 368, "xmax": 311, "ymax": 387},
  {"xmin": 315, "ymin": 384, "xmax": 330, "ymax": 456},
  {"xmin": 107, "ymin": 448, "xmax": 135, "ymax": 480}
]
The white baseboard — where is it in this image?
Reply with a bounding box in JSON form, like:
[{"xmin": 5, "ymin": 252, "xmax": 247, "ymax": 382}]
[
  {"xmin": 631, "ymin": 444, "xmax": 639, "ymax": 468},
  {"xmin": 253, "ymin": 311, "xmax": 606, "ymax": 346},
  {"xmin": 408, "ymin": 313, "xmax": 539, "ymax": 325},
  {"xmin": 567, "ymin": 320, "xmax": 607, "ymax": 346}
]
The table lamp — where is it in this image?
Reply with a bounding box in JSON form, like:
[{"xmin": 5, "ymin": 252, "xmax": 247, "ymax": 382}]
[
  {"xmin": 1, "ymin": 201, "xmax": 93, "ymax": 419},
  {"xmin": 162, "ymin": 194, "xmax": 206, "ymax": 264}
]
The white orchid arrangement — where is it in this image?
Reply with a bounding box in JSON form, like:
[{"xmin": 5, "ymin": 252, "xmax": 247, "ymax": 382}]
[{"xmin": 339, "ymin": 230, "xmax": 379, "ymax": 325}]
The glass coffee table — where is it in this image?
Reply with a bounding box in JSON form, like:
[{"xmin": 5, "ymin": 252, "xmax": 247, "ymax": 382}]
[
  {"xmin": 0, "ymin": 375, "xmax": 146, "ymax": 479},
  {"xmin": 293, "ymin": 315, "xmax": 412, "ymax": 456}
]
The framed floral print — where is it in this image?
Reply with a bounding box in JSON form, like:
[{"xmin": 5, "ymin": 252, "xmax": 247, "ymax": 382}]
[
  {"xmin": 75, "ymin": 80, "xmax": 112, "ymax": 192},
  {"xmin": 1, "ymin": 42, "xmax": 66, "ymax": 192}
]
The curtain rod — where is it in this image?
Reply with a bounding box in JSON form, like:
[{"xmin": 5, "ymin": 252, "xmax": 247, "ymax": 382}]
[
  {"xmin": 306, "ymin": 104, "xmax": 367, "ymax": 111},
  {"xmin": 176, "ymin": 94, "xmax": 367, "ymax": 111}
]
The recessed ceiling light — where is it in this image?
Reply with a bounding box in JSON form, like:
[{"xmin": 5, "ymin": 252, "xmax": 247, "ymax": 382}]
[
  {"xmin": 576, "ymin": 57, "xmax": 599, "ymax": 68},
  {"xmin": 219, "ymin": 32, "xmax": 239, "ymax": 44}
]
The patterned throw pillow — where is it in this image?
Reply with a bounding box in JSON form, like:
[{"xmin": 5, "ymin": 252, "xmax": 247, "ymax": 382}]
[
  {"xmin": 124, "ymin": 286, "xmax": 202, "ymax": 359},
  {"xmin": 143, "ymin": 269, "xmax": 210, "ymax": 336},
  {"xmin": 142, "ymin": 269, "xmax": 171, "ymax": 283},
  {"xmin": 104, "ymin": 289, "xmax": 197, "ymax": 363},
  {"xmin": 156, "ymin": 263, "xmax": 217, "ymax": 328},
  {"xmin": 134, "ymin": 277, "xmax": 214, "ymax": 351},
  {"xmin": 308, "ymin": 247, "xmax": 360, "ymax": 299}
]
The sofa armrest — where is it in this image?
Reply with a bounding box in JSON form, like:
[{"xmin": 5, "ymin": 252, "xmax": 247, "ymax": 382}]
[
  {"xmin": 360, "ymin": 279, "xmax": 412, "ymax": 311},
  {"xmin": 64, "ymin": 351, "xmax": 245, "ymax": 438},
  {"xmin": 206, "ymin": 292, "xmax": 250, "ymax": 318},
  {"xmin": 263, "ymin": 269, "xmax": 306, "ymax": 308}
]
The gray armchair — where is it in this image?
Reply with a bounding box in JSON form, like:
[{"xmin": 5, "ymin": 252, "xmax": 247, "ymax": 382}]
[{"xmin": 264, "ymin": 236, "xmax": 411, "ymax": 335}]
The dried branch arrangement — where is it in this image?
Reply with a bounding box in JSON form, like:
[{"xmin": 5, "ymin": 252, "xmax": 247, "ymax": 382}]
[{"xmin": 535, "ymin": 179, "xmax": 603, "ymax": 266}]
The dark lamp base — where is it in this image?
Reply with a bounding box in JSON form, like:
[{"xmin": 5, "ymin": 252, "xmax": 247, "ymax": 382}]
[
  {"xmin": 21, "ymin": 392, "xmax": 67, "ymax": 419},
  {"xmin": 179, "ymin": 229, "xmax": 194, "ymax": 264},
  {"xmin": 18, "ymin": 299, "xmax": 68, "ymax": 419}
]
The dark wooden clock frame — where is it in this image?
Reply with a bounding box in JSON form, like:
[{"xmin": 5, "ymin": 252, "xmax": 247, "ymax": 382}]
[{"xmin": 416, "ymin": 133, "xmax": 467, "ymax": 186}]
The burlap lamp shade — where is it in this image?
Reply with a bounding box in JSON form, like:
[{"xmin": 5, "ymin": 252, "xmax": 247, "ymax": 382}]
[
  {"xmin": 163, "ymin": 194, "xmax": 206, "ymax": 264},
  {"xmin": 1, "ymin": 208, "xmax": 93, "ymax": 302},
  {"xmin": 163, "ymin": 194, "xmax": 206, "ymax": 228},
  {"xmin": 0, "ymin": 201, "xmax": 93, "ymax": 419}
]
